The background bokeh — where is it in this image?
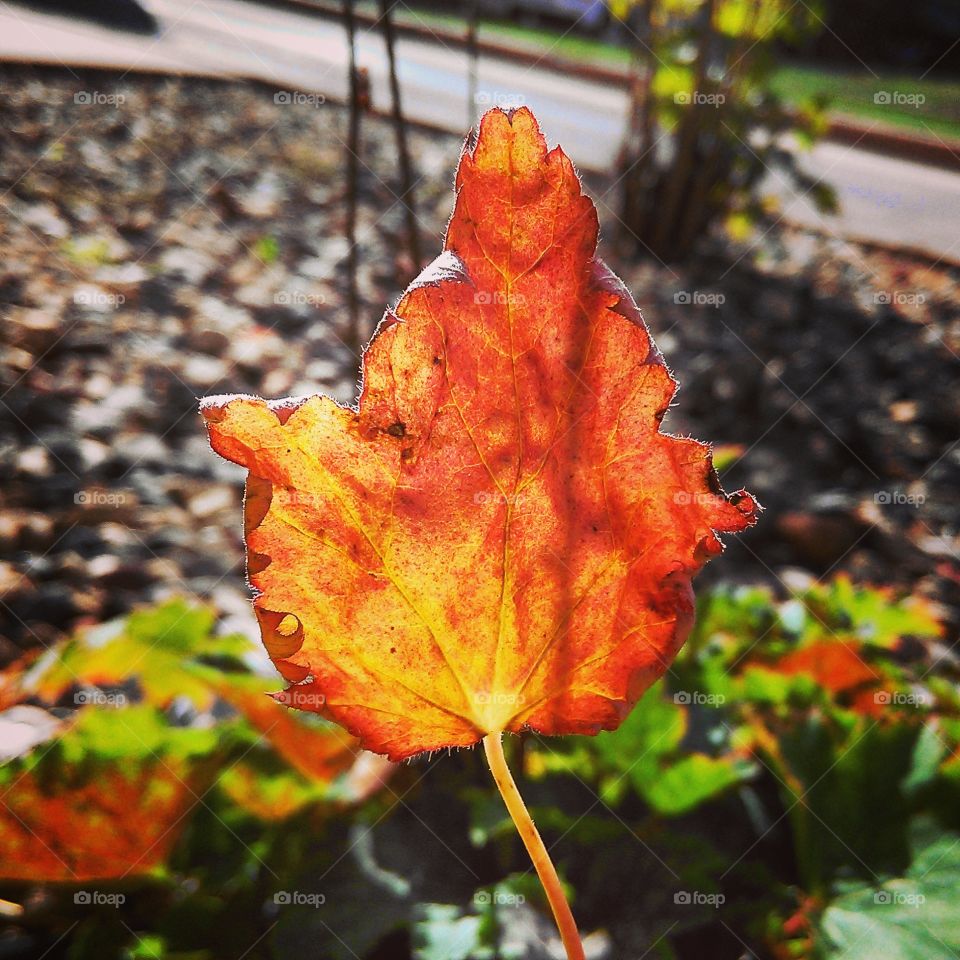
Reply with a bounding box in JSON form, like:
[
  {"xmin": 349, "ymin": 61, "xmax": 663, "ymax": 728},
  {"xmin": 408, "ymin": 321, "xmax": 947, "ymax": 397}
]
[{"xmin": 1, "ymin": 1, "xmax": 958, "ymax": 957}]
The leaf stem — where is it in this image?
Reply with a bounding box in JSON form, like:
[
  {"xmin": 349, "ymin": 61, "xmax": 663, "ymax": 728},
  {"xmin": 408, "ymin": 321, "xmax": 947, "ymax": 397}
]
[{"xmin": 482, "ymin": 732, "xmax": 585, "ymax": 960}]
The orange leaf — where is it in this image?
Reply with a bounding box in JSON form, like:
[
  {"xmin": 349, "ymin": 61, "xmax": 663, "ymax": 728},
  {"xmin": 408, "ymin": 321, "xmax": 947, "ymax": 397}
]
[
  {"xmin": 0, "ymin": 759, "xmax": 202, "ymax": 882},
  {"xmin": 202, "ymin": 108, "xmax": 758, "ymax": 761},
  {"xmin": 777, "ymin": 639, "xmax": 879, "ymax": 695},
  {"xmin": 220, "ymin": 681, "xmax": 362, "ymax": 784}
]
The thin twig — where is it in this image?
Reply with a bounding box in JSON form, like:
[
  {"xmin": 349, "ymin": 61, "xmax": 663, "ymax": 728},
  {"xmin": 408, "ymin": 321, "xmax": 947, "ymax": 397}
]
[
  {"xmin": 466, "ymin": 0, "xmax": 479, "ymax": 126},
  {"xmin": 378, "ymin": 0, "xmax": 422, "ymax": 268},
  {"xmin": 343, "ymin": 0, "xmax": 362, "ymax": 352}
]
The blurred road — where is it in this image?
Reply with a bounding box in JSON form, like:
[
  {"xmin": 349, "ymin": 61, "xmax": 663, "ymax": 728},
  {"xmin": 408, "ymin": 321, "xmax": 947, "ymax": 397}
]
[{"xmin": 2, "ymin": 0, "xmax": 958, "ymax": 261}]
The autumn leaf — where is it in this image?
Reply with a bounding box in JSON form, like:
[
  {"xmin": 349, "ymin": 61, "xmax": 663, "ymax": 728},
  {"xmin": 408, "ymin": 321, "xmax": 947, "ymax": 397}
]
[
  {"xmin": 0, "ymin": 762, "xmax": 200, "ymax": 882},
  {"xmin": 777, "ymin": 640, "xmax": 880, "ymax": 696},
  {"xmin": 0, "ymin": 707, "xmax": 215, "ymax": 883},
  {"xmin": 221, "ymin": 679, "xmax": 360, "ymax": 784},
  {"xmin": 202, "ymin": 107, "xmax": 758, "ymax": 763},
  {"xmin": 217, "ymin": 679, "xmax": 396, "ymax": 818}
]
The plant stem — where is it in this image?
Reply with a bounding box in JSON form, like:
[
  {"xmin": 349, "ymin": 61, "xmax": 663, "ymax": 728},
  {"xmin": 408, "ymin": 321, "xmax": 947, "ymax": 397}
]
[{"xmin": 482, "ymin": 732, "xmax": 585, "ymax": 960}]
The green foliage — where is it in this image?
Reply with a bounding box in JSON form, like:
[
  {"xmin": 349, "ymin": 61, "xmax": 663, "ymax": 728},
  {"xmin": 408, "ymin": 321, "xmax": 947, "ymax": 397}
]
[
  {"xmin": 618, "ymin": 0, "xmax": 836, "ymax": 260},
  {"xmin": 820, "ymin": 824, "xmax": 960, "ymax": 959},
  {"xmin": 1, "ymin": 579, "xmax": 957, "ymax": 958}
]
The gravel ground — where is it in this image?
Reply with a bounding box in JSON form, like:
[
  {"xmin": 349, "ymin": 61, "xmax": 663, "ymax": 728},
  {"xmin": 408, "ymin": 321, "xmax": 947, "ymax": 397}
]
[{"xmin": 1, "ymin": 65, "xmax": 958, "ymax": 666}]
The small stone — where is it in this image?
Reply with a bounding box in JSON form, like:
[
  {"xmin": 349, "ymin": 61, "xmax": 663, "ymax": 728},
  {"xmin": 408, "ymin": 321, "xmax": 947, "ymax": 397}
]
[
  {"xmin": 889, "ymin": 400, "xmax": 917, "ymax": 423},
  {"xmin": 87, "ymin": 555, "xmax": 122, "ymax": 579},
  {"xmin": 78, "ymin": 438, "xmax": 110, "ymax": 471},
  {"xmin": 197, "ymin": 297, "xmax": 252, "ymax": 334},
  {"xmin": 16, "ymin": 446, "xmax": 51, "ymax": 477},
  {"xmin": 19, "ymin": 202, "xmax": 69, "ymax": 239},
  {"xmin": 116, "ymin": 433, "xmax": 170, "ymax": 465},
  {"xmin": 6, "ymin": 309, "xmax": 62, "ymax": 353},
  {"xmin": 0, "ymin": 562, "xmax": 29, "ymax": 600},
  {"xmin": 186, "ymin": 484, "xmax": 237, "ymax": 518},
  {"xmin": 181, "ymin": 355, "xmax": 228, "ymax": 389},
  {"xmin": 159, "ymin": 246, "xmax": 218, "ymax": 286},
  {"xmin": 187, "ymin": 328, "xmax": 230, "ymax": 356}
]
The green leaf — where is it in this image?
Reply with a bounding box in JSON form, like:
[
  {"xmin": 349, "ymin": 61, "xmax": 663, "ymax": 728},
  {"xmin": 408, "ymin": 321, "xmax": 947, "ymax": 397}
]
[
  {"xmin": 820, "ymin": 829, "xmax": 960, "ymax": 959},
  {"xmin": 414, "ymin": 904, "xmax": 491, "ymax": 960},
  {"xmin": 26, "ymin": 599, "xmax": 253, "ymax": 710},
  {"xmin": 804, "ymin": 578, "xmax": 941, "ymax": 648},
  {"xmin": 643, "ymin": 754, "xmax": 749, "ymax": 816},
  {"xmin": 592, "ymin": 681, "xmax": 686, "ymax": 802}
]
